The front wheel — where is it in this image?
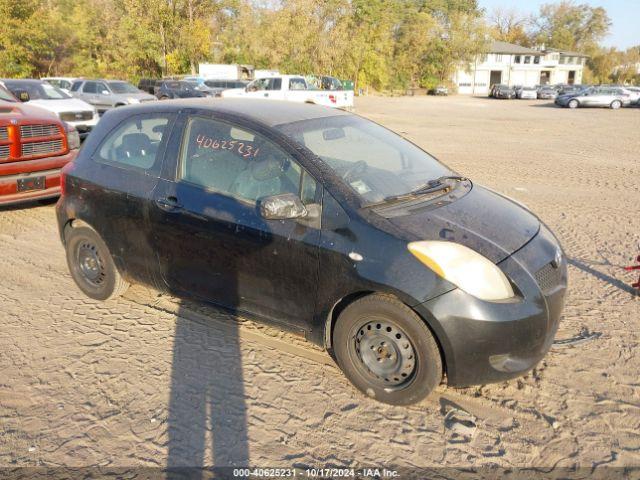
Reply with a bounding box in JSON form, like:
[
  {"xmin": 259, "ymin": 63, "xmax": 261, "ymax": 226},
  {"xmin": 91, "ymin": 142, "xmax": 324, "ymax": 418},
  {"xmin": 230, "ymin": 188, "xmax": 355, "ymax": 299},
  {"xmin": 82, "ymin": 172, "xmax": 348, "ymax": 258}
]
[
  {"xmin": 610, "ymin": 100, "xmax": 621, "ymax": 109},
  {"xmin": 333, "ymin": 294, "xmax": 443, "ymax": 405},
  {"xmin": 568, "ymin": 99, "xmax": 579, "ymax": 109},
  {"xmin": 65, "ymin": 226, "xmax": 129, "ymax": 301}
]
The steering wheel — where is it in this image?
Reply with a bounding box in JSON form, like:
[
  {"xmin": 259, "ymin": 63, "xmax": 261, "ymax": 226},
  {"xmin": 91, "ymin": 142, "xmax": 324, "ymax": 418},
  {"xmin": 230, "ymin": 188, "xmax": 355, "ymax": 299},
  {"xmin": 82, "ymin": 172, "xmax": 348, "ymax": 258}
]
[{"xmin": 342, "ymin": 160, "xmax": 368, "ymax": 181}]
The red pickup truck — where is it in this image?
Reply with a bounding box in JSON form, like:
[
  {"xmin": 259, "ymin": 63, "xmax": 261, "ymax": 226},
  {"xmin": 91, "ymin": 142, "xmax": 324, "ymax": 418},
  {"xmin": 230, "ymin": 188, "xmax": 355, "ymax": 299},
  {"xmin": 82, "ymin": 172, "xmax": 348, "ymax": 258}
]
[{"xmin": 1, "ymin": 84, "xmax": 79, "ymax": 206}]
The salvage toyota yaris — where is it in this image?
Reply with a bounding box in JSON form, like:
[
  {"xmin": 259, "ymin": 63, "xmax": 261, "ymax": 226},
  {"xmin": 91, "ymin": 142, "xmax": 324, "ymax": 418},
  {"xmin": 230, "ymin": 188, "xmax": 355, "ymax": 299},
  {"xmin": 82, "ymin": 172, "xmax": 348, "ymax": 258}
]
[{"xmin": 56, "ymin": 99, "xmax": 567, "ymax": 405}]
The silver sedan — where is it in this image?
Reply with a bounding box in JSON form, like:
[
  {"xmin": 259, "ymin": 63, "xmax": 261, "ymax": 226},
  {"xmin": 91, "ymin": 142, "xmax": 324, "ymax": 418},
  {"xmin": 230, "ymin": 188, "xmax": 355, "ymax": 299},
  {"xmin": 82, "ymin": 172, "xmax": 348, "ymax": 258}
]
[{"xmin": 555, "ymin": 87, "xmax": 631, "ymax": 109}]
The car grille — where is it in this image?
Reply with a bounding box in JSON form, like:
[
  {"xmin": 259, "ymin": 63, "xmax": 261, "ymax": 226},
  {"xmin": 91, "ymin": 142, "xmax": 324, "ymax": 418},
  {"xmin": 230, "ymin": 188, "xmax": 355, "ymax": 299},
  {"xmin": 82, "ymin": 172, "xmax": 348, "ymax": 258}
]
[
  {"xmin": 21, "ymin": 139, "xmax": 64, "ymax": 157},
  {"xmin": 60, "ymin": 111, "xmax": 93, "ymax": 122},
  {"xmin": 20, "ymin": 124, "xmax": 60, "ymax": 138},
  {"xmin": 0, "ymin": 126, "xmax": 7, "ymax": 141},
  {"xmin": 534, "ymin": 262, "xmax": 563, "ymax": 293},
  {"xmin": 0, "ymin": 144, "xmax": 9, "ymax": 160}
]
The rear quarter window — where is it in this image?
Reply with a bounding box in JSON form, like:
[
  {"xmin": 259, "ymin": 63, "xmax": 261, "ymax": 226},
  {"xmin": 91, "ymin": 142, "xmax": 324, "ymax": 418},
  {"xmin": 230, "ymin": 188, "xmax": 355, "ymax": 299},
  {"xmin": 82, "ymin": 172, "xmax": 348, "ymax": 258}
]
[{"xmin": 94, "ymin": 114, "xmax": 174, "ymax": 176}]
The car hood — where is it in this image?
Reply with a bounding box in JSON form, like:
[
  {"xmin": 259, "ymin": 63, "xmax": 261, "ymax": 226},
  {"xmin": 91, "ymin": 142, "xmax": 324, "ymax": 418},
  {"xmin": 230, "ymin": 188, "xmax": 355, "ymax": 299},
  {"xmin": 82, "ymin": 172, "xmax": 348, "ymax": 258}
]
[
  {"xmin": 112, "ymin": 92, "xmax": 156, "ymax": 101},
  {"xmin": 26, "ymin": 98, "xmax": 94, "ymax": 114},
  {"xmin": 220, "ymin": 88, "xmax": 246, "ymax": 97},
  {"xmin": 386, "ymin": 185, "xmax": 540, "ymax": 263},
  {"xmin": 0, "ymin": 101, "xmax": 60, "ymax": 121}
]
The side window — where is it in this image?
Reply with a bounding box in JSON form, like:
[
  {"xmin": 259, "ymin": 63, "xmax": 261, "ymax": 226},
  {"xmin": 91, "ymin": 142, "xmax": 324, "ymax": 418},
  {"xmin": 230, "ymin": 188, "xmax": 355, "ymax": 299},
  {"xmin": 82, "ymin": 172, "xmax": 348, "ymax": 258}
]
[
  {"xmin": 289, "ymin": 78, "xmax": 307, "ymax": 90},
  {"xmin": 96, "ymin": 82, "xmax": 109, "ymax": 94},
  {"xmin": 267, "ymin": 78, "xmax": 282, "ymax": 90},
  {"xmin": 96, "ymin": 114, "xmax": 172, "ymax": 174},
  {"xmin": 83, "ymin": 82, "xmax": 97, "ymax": 94},
  {"xmin": 179, "ymin": 116, "xmax": 314, "ymax": 204},
  {"xmin": 70, "ymin": 81, "xmax": 82, "ymax": 92}
]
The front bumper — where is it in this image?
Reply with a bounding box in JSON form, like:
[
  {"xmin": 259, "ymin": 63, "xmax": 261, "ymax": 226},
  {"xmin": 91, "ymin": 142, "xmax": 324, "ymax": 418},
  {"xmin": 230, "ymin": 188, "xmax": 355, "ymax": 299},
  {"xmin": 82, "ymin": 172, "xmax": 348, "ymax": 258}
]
[
  {"xmin": 0, "ymin": 150, "xmax": 77, "ymax": 206},
  {"xmin": 416, "ymin": 225, "xmax": 567, "ymax": 387},
  {"xmin": 65, "ymin": 115, "xmax": 99, "ymax": 139}
]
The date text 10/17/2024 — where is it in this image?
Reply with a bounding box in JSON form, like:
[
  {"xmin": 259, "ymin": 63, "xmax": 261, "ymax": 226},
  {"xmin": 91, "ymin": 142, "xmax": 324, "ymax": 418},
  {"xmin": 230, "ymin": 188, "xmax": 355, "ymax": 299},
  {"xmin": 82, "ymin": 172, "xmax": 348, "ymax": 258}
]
[{"xmin": 232, "ymin": 468, "xmax": 400, "ymax": 478}]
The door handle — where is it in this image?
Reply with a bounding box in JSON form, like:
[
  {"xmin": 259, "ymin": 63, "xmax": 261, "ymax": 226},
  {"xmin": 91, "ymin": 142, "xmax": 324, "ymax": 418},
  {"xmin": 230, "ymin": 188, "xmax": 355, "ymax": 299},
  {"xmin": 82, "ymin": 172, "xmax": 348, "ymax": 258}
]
[{"xmin": 155, "ymin": 196, "xmax": 183, "ymax": 211}]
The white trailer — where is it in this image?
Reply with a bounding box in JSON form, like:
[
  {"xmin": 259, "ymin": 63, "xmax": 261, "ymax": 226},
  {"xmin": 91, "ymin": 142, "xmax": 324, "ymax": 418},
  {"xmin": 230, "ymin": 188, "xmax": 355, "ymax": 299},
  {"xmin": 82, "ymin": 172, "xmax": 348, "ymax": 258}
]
[{"xmin": 198, "ymin": 64, "xmax": 254, "ymax": 80}]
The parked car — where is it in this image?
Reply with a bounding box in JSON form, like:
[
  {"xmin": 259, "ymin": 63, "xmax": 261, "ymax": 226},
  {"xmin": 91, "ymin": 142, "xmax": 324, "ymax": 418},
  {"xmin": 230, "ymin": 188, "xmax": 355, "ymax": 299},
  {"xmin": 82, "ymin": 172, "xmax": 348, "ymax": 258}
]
[
  {"xmin": 537, "ymin": 86, "xmax": 557, "ymax": 100},
  {"xmin": 0, "ymin": 84, "xmax": 79, "ymax": 206},
  {"xmin": 493, "ymin": 85, "xmax": 516, "ymax": 99},
  {"xmin": 555, "ymin": 86, "xmax": 631, "ymax": 109},
  {"xmin": 428, "ymin": 85, "xmax": 449, "ymax": 96},
  {"xmin": 156, "ymin": 80, "xmax": 212, "ymax": 100},
  {"xmin": 489, "ymin": 84, "xmax": 508, "ymax": 98},
  {"xmin": 137, "ymin": 78, "xmax": 160, "ymax": 95},
  {"xmin": 1, "ymin": 79, "xmax": 99, "ymax": 139},
  {"xmin": 221, "ymin": 75, "xmax": 354, "ymax": 109},
  {"xmin": 70, "ymin": 79, "xmax": 157, "ymax": 114},
  {"xmin": 517, "ymin": 86, "xmax": 538, "ymax": 99},
  {"xmin": 203, "ymin": 79, "xmax": 250, "ymax": 97},
  {"xmin": 42, "ymin": 77, "xmax": 79, "ymax": 94},
  {"xmin": 57, "ymin": 99, "xmax": 567, "ymax": 405}
]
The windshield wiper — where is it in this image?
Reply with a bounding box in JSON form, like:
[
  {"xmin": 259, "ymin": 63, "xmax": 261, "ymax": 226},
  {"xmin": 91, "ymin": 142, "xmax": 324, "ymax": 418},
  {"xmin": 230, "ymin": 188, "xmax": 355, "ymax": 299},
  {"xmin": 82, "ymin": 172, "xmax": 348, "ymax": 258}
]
[{"xmin": 381, "ymin": 175, "xmax": 467, "ymax": 204}]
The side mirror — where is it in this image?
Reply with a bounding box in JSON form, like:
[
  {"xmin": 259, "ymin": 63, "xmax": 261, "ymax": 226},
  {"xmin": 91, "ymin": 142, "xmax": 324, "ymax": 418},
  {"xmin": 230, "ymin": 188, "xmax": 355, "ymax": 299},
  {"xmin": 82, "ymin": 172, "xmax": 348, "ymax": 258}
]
[
  {"xmin": 258, "ymin": 193, "xmax": 307, "ymax": 220},
  {"xmin": 14, "ymin": 90, "xmax": 30, "ymax": 102}
]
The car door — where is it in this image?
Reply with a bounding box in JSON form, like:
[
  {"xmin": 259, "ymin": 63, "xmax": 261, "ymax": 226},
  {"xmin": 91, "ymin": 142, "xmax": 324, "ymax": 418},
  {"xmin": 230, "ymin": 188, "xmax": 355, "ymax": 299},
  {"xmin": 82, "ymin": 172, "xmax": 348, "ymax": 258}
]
[
  {"xmin": 94, "ymin": 81, "xmax": 113, "ymax": 110},
  {"xmin": 149, "ymin": 111, "xmax": 322, "ymax": 330},
  {"xmin": 80, "ymin": 112, "xmax": 177, "ymax": 288},
  {"xmin": 244, "ymin": 78, "xmax": 270, "ymax": 99},
  {"xmin": 79, "ymin": 81, "xmax": 99, "ymax": 105}
]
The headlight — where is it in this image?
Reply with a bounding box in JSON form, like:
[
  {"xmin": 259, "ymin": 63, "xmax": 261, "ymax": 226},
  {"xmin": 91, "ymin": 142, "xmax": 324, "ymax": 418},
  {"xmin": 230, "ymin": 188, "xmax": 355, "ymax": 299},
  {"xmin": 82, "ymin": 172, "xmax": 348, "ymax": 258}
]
[
  {"xmin": 63, "ymin": 122, "xmax": 81, "ymax": 150},
  {"xmin": 127, "ymin": 98, "xmax": 141, "ymax": 104},
  {"xmin": 408, "ymin": 241, "xmax": 515, "ymax": 301}
]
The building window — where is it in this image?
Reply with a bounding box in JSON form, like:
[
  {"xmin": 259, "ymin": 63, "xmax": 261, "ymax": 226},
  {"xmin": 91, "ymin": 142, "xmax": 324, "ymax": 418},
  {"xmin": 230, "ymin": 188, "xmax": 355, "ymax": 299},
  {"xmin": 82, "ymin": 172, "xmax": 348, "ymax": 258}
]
[
  {"xmin": 559, "ymin": 55, "xmax": 567, "ymax": 64},
  {"xmin": 533, "ymin": 56, "xmax": 540, "ymax": 64},
  {"xmin": 514, "ymin": 55, "xmax": 521, "ymax": 64},
  {"xmin": 524, "ymin": 56, "xmax": 531, "ymax": 64}
]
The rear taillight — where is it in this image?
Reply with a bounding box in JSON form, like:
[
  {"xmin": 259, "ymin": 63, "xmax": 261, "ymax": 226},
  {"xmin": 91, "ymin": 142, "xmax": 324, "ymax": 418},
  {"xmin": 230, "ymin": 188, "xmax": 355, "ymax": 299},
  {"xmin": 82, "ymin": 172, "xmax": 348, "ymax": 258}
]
[
  {"xmin": 60, "ymin": 161, "xmax": 75, "ymax": 196},
  {"xmin": 329, "ymin": 94, "xmax": 337, "ymax": 104}
]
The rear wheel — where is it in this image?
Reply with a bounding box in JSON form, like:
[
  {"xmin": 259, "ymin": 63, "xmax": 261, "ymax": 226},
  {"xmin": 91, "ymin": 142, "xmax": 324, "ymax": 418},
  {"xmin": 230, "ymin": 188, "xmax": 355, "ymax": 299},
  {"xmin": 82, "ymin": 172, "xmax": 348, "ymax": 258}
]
[
  {"xmin": 65, "ymin": 226, "xmax": 129, "ymax": 301},
  {"xmin": 333, "ymin": 294, "xmax": 442, "ymax": 405},
  {"xmin": 610, "ymin": 100, "xmax": 621, "ymax": 109},
  {"xmin": 568, "ymin": 99, "xmax": 579, "ymax": 109}
]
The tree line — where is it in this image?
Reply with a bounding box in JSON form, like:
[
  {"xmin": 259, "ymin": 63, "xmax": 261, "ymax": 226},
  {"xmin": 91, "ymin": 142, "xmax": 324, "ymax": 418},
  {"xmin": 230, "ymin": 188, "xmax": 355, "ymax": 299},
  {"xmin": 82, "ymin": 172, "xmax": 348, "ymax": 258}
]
[{"xmin": 0, "ymin": 0, "xmax": 637, "ymax": 90}]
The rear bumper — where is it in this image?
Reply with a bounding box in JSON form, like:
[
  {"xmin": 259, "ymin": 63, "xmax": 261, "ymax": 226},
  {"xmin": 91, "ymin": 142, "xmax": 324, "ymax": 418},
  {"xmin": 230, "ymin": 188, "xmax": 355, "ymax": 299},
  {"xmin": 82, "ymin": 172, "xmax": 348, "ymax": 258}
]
[
  {"xmin": 0, "ymin": 150, "xmax": 77, "ymax": 206},
  {"xmin": 417, "ymin": 225, "xmax": 567, "ymax": 387}
]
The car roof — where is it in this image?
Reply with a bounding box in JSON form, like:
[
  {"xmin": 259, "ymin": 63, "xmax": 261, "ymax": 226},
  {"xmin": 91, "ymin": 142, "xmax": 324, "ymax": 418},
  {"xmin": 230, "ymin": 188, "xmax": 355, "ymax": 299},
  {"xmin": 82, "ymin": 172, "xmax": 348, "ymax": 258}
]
[
  {"xmin": 119, "ymin": 98, "xmax": 350, "ymax": 127},
  {"xmin": 1, "ymin": 78, "xmax": 44, "ymax": 84}
]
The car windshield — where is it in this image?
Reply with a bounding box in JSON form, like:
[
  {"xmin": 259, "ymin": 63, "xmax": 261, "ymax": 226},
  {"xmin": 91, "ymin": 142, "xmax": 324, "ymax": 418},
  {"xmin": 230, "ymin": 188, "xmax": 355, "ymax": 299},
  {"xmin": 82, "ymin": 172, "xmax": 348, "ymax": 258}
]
[
  {"xmin": 277, "ymin": 115, "xmax": 451, "ymax": 206},
  {"xmin": 4, "ymin": 81, "xmax": 70, "ymax": 100},
  {"xmin": 0, "ymin": 85, "xmax": 16, "ymax": 102},
  {"xmin": 107, "ymin": 81, "xmax": 139, "ymax": 94}
]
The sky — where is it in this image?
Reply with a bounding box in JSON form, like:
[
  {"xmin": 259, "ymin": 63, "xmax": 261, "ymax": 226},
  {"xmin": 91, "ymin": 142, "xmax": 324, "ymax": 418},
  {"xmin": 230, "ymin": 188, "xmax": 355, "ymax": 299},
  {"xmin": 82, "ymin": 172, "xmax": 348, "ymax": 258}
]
[{"xmin": 478, "ymin": 0, "xmax": 639, "ymax": 49}]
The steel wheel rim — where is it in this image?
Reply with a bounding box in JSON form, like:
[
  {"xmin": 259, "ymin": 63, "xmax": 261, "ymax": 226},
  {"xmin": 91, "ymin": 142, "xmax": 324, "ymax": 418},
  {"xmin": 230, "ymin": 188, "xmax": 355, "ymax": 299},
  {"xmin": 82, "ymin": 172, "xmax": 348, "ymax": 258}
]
[
  {"xmin": 77, "ymin": 241, "xmax": 106, "ymax": 286},
  {"xmin": 353, "ymin": 320, "xmax": 416, "ymax": 388}
]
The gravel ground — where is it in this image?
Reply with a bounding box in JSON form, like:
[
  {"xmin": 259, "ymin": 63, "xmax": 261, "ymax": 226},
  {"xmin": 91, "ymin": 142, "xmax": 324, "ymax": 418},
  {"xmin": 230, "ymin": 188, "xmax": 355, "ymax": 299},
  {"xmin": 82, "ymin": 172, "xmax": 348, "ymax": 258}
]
[{"xmin": 0, "ymin": 96, "xmax": 639, "ymax": 477}]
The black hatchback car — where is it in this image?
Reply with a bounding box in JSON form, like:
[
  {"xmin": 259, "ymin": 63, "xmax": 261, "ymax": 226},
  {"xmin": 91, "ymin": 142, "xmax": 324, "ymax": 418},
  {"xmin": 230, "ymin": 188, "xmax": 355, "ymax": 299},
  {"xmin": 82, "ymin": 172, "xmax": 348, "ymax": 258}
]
[{"xmin": 56, "ymin": 99, "xmax": 567, "ymax": 405}]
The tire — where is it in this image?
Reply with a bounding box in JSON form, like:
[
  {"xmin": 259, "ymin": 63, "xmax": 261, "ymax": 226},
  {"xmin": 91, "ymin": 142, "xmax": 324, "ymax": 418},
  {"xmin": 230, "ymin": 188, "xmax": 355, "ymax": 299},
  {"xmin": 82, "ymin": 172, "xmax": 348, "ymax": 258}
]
[
  {"xmin": 568, "ymin": 99, "xmax": 579, "ymax": 109},
  {"xmin": 65, "ymin": 226, "xmax": 129, "ymax": 301},
  {"xmin": 610, "ymin": 100, "xmax": 621, "ymax": 109},
  {"xmin": 333, "ymin": 294, "xmax": 442, "ymax": 405}
]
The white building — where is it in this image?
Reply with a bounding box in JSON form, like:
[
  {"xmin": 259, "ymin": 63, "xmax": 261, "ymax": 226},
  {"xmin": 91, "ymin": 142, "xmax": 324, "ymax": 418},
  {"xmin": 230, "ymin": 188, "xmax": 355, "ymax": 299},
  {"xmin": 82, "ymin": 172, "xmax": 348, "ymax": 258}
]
[{"xmin": 453, "ymin": 41, "xmax": 588, "ymax": 95}]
